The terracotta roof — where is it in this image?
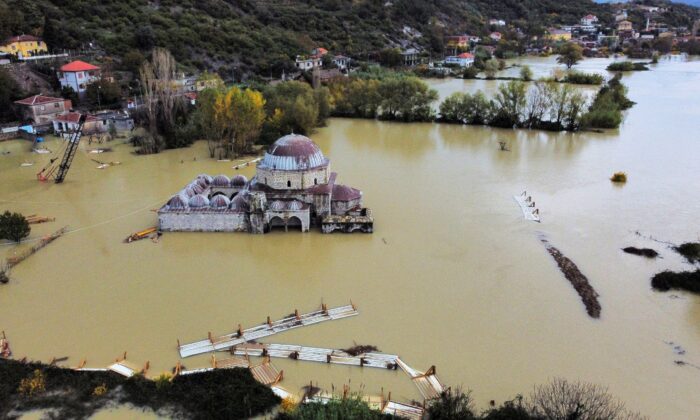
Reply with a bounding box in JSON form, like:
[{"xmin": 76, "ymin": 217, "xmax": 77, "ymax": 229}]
[
  {"xmin": 53, "ymin": 112, "xmax": 97, "ymax": 123},
  {"xmin": 14, "ymin": 95, "xmax": 64, "ymax": 106},
  {"xmin": 457, "ymin": 52, "xmax": 474, "ymax": 59},
  {"xmin": 332, "ymin": 184, "xmax": 362, "ymax": 202},
  {"xmin": 2, "ymin": 35, "xmax": 41, "ymax": 45},
  {"xmin": 60, "ymin": 60, "xmax": 100, "ymax": 72}
]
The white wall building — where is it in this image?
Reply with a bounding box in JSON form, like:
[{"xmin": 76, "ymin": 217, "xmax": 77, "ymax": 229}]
[{"xmin": 57, "ymin": 60, "xmax": 100, "ymax": 96}]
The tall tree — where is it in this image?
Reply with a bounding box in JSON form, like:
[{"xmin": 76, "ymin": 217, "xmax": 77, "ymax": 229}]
[
  {"xmin": 138, "ymin": 48, "xmax": 178, "ymax": 153},
  {"xmin": 557, "ymin": 42, "xmax": 583, "ymax": 69}
]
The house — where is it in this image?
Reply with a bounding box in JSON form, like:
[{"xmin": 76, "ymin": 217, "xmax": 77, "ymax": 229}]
[
  {"xmin": 581, "ymin": 15, "xmax": 599, "ymax": 26},
  {"xmin": 445, "ymin": 35, "xmax": 469, "ymax": 50},
  {"xmin": 617, "ymin": 20, "xmax": 633, "ymax": 32},
  {"xmin": 53, "ymin": 111, "xmax": 134, "ymax": 135},
  {"xmin": 57, "ymin": 60, "xmax": 100, "ymax": 96},
  {"xmin": 546, "ymin": 29, "xmax": 572, "ymax": 42},
  {"xmin": 295, "ymin": 55, "xmax": 322, "ymax": 71},
  {"xmin": 401, "ymin": 48, "xmax": 420, "ymax": 66},
  {"xmin": 0, "ymin": 35, "xmax": 48, "ymax": 59},
  {"xmin": 489, "ymin": 32, "xmax": 502, "ymax": 41},
  {"xmin": 184, "ymin": 92, "xmax": 197, "ymax": 105},
  {"xmin": 14, "ymin": 95, "xmax": 72, "ymax": 124},
  {"xmin": 444, "ymin": 52, "xmax": 475, "ymax": 68},
  {"xmin": 615, "ymin": 11, "xmax": 628, "ymax": 22},
  {"xmin": 332, "ymin": 55, "xmax": 349, "ymax": 70},
  {"xmin": 311, "ymin": 47, "xmax": 328, "ymax": 57},
  {"xmin": 489, "ymin": 19, "xmax": 506, "ymax": 27}
]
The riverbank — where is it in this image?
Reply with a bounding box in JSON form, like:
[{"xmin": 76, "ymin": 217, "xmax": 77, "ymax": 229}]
[{"xmin": 0, "ymin": 358, "xmax": 278, "ymax": 419}]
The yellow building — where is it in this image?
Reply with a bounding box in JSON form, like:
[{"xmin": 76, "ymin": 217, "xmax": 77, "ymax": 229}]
[
  {"xmin": 0, "ymin": 35, "xmax": 48, "ymax": 58},
  {"xmin": 546, "ymin": 29, "xmax": 572, "ymax": 42}
]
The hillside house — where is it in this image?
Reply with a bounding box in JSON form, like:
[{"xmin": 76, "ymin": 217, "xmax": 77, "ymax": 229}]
[
  {"xmin": 444, "ymin": 52, "xmax": 474, "ymax": 67},
  {"xmin": 295, "ymin": 55, "xmax": 322, "ymax": 71},
  {"xmin": 618, "ymin": 20, "xmax": 633, "ymax": 32},
  {"xmin": 401, "ymin": 48, "xmax": 420, "ymax": 66},
  {"xmin": 0, "ymin": 35, "xmax": 48, "ymax": 59},
  {"xmin": 14, "ymin": 95, "xmax": 72, "ymax": 124},
  {"xmin": 445, "ymin": 35, "xmax": 469, "ymax": 50},
  {"xmin": 332, "ymin": 55, "xmax": 349, "ymax": 70},
  {"xmin": 489, "ymin": 32, "xmax": 502, "ymax": 41},
  {"xmin": 581, "ymin": 15, "xmax": 599, "ymax": 26},
  {"xmin": 57, "ymin": 60, "xmax": 100, "ymax": 96},
  {"xmin": 489, "ymin": 19, "xmax": 506, "ymax": 27}
]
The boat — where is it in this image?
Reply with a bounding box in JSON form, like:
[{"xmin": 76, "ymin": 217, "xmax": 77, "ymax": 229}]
[{"xmin": 124, "ymin": 227, "xmax": 158, "ymax": 243}]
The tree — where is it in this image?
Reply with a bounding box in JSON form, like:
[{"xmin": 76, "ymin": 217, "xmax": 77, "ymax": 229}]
[
  {"xmin": 378, "ymin": 77, "xmax": 438, "ymax": 122},
  {"xmin": 483, "ymin": 59, "xmax": 500, "ymax": 79},
  {"xmin": 86, "ymin": 79, "xmax": 121, "ymax": 109},
  {"xmin": 121, "ymin": 50, "xmax": 146, "ymax": 75},
  {"xmin": 557, "ymin": 43, "xmax": 583, "ymax": 69},
  {"xmin": 520, "ymin": 65, "xmax": 533, "ymax": 81},
  {"xmin": 0, "ymin": 67, "xmax": 23, "ymax": 123},
  {"xmin": 529, "ymin": 378, "xmax": 645, "ymax": 420},
  {"xmin": 491, "ymin": 80, "xmax": 527, "ymax": 127},
  {"xmin": 138, "ymin": 48, "xmax": 178, "ymax": 153},
  {"xmin": 427, "ymin": 388, "xmax": 478, "ymax": 420},
  {"xmin": 378, "ymin": 48, "xmax": 403, "ymax": 67},
  {"xmin": 0, "ymin": 211, "xmax": 30, "ymax": 243}
]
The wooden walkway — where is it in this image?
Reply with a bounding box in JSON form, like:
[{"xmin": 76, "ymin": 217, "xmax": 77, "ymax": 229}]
[
  {"xmin": 231, "ymin": 342, "xmax": 399, "ymax": 370},
  {"xmin": 396, "ymin": 358, "xmax": 445, "ymax": 401},
  {"xmin": 178, "ymin": 303, "xmax": 358, "ymax": 358},
  {"xmin": 513, "ymin": 191, "xmax": 540, "ymax": 223}
]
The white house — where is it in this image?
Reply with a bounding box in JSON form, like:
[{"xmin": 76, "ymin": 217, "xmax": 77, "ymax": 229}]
[
  {"xmin": 489, "ymin": 32, "xmax": 502, "ymax": 41},
  {"xmin": 489, "ymin": 19, "xmax": 506, "ymax": 26},
  {"xmin": 444, "ymin": 52, "xmax": 475, "ymax": 68},
  {"xmin": 57, "ymin": 60, "xmax": 100, "ymax": 96},
  {"xmin": 580, "ymin": 14, "xmax": 599, "ymax": 26},
  {"xmin": 295, "ymin": 55, "xmax": 321, "ymax": 71},
  {"xmin": 332, "ymin": 55, "xmax": 349, "ymax": 70}
]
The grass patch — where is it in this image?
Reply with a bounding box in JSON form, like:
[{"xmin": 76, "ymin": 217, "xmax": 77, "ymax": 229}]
[
  {"xmin": 562, "ymin": 71, "xmax": 604, "ymax": 85},
  {"xmin": 607, "ymin": 61, "xmax": 649, "ymax": 71}
]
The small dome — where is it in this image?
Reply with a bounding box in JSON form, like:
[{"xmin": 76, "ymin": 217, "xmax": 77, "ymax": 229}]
[
  {"xmin": 167, "ymin": 195, "xmax": 187, "ymax": 209},
  {"xmin": 332, "ymin": 184, "xmax": 362, "ymax": 202},
  {"xmin": 184, "ymin": 187, "xmax": 196, "ymax": 197},
  {"xmin": 212, "ymin": 174, "xmax": 230, "ymax": 187},
  {"xmin": 197, "ymin": 174, "xmax": 213, "ymax": 184},
  {"xmin": 188, "ymin": 194, "xmax": 210, "ymax": 208},
  {"xmin": 190, "ymin": 182, "xmax": 205, "ymax": 194},
  {"xmin": 269, "ymin": 200, "xmax": 285, "ymax": 211},
  {"xmin": 210, "ymin": 194, "xmax": 231, "ymax": 208},
  {"xmin": 231, "ymin": 174, "xmax": 248, "ymax": 187},
  {"xmin": 196, "ymin": 178, "xmax": 208, "ymax": 188},
  {"xmin": 231, "ymin": 194, "xmax": 250, "ymax": 211},
  {"xmin": 287, "ymin": 200, "xmax": 303, "ymax": 211}
]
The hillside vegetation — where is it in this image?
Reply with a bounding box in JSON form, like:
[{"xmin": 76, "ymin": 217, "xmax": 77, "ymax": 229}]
[{"xmin": 0, "ymin": 0, "xmax": 613, "ymax": 75}]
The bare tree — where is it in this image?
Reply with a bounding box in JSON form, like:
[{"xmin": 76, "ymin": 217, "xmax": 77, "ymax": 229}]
[
  {"xmin": 524, "ymin": 82, "xmax": 550, "ymax": 128},
  {"xmin": 138, "ymin": 48, "xmax": 178, "ymax": 153},
  {"xmin": 529, "ymin": 378, "xmax": 648, "ymax": 420}
]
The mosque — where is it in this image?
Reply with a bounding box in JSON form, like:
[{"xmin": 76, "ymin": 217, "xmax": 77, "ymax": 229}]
[{"xmin": 158, "ymin": 134, "xmax": 373, "ymax": 234}]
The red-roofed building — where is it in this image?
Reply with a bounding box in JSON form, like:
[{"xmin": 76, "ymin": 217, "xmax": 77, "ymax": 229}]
[
  {"xmin": 57, "ymin": 60, "xmax": 101, "ymax": 96},
  {"xmin": 445, "ymin": 52, "xmax": 475, "ymax": 67},
  {"xmin": 489, "ymin": 32, "xmax": 502, "ymax": 41},
  {"xmin": 14, "ymin": 95, "xmax": 72, "ymax": 124},
  {"xmin": 52, "ymin": 112, "xmax": 105, "ymax": 135}
]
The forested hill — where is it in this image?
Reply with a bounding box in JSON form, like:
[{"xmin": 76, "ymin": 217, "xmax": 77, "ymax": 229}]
[{"xmin": 0, "ymin": 0, "xmax": 615, "ymax": 74}]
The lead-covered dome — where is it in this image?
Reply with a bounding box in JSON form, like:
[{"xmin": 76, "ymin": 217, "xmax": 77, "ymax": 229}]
[
  {"xmin": 231, "ymin": 174, "xmax": 248, "ymax": 187},
  {"xmin": 210, "ymin": 194, "xmax": 231, "ymax": 208},
  {"xmin": 189, "ymin": 194, "xmax": 210, "ymax": 208},
  {"xmin": 259, "ymin": 134, "xmax": 328, "ymax": 171}
]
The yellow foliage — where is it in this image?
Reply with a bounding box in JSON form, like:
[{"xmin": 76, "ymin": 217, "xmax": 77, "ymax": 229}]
[
  {"xmin": 18, "ymin": 370, "xmax": 46, "ymax": 396},
  {"xmin": 93, "ymin": 383, "xmax": 108, "ymax": 396},
  {"xmin": 281, "ymin": 397, "xmax": 298, "ymax": 412}
]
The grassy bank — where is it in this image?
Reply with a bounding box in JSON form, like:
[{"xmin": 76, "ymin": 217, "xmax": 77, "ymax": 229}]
[{"xmin": 0, "ymin": 359, "xmax": 279, "ymax": 419}]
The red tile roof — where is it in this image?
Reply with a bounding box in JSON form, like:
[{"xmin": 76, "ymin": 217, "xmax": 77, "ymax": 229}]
[
  {"xmin": 60, "ymin": 60, "xmax": 100, "ymax": 72},
  {"xmin": 53, "ymin": 112, "xmax": 97, "ymax": 123},
  {"xmin": 2, "ymin": 35, "xmax": 41, "ymax": 45},
  {"xmin": 457, "ymin": 52, "xmax": 474, "ymax": 59},
  {"xmin": 14, "ymin": 95, "xmax": 64, "ymax": 106}
]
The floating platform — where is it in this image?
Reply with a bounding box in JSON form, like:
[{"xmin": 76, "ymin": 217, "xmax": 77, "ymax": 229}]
[
  {"xmin": 178, "ymin": 303, "xmax": 359, "ymax": 358},
  {"xmin": 396, "ymin": 358, "xmax": 445, "ymax": 401},
  {"xmin": 513, "ymin": 192, "xmax": 540, "ymax": 223},
  {"xmin": 232, "ymin": 342, "xmax": 399, "ymax": 370}
]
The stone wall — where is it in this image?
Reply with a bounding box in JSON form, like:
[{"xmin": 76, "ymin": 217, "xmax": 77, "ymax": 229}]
[
  {"xmin": 158, "ymin": 210, "xmax": 249, "ymax": 232},
  {"xmin": 257, "ymin": 165, "xmax": 329, "ymax": 190},
  {"xmin": 331, "ymin": 197, "xmax": 362, "ymax": 215},
  {"xmin": 265, "ymin": 209, "xmax": 310, "ymax": 232}
]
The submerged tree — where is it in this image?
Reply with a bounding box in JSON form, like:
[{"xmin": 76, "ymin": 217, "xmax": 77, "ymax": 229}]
[
  {"xmin": 0, "ymin": 211, "xmax": 30, "ymax": 243},
  {"xmin": 557, "ymin": 43, "xmax": 583, "ymax": 69}
]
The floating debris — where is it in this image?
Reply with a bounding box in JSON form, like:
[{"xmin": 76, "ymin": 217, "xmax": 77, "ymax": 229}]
[
  {"xmin": 622, "ymin": 247, "xmax": 659, "ymax": 258},
  {"xmin": 232, "ymin": 157, "xmax": 262, "ymax": 170},
  {"xmin": 5, "ymin": 226, "xmax": 68, "ymax": 270},
  {"xmin": 20, "ymin": 162, "xmax": 34, "ymax": 167},
  {"xmin": 1, "ymin": 331, "xmax": 11, "ymax": 358},
  {"xmin": 124, "ymin": 227, "xmax": 158, "ymax": 243},
  {"xmin": 88, "ymin": 147, "xmax": 112, "ymax": 154},
  {"xmin": 25, "ymin": 214, "xmax": 56, "ymax": 225},
  {"xmin": 514, "ymin": 191, "xmax": 540, "ymax": 222},
  {"xmin": 32, "ymin": 148, "xmax": 51, "ymax": 154},
  {"xmin": 541, "ymin": 237, "xmax": 601, "ymax": 318}
]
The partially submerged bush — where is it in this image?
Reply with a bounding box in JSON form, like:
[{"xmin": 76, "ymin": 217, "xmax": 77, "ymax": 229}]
[
  {"xmin": 622, "ymin": 247, "xmax": 658, "ymax": 258},
  {"xmin": 610, "ymin": 172, "xmax": 627, "ymax": 183},
  {"xmin": 651, "ymin": 269, "xmax": 700, "ymax": 293},
  {"xmin": 607, "ymin": 61, "xmax": 649, "ymax": 72},
  {"xmin": 563, "ymin": 71, "xmax": 604, "ymax": 85},
  {"xmin": 0, "ymin": 211, "xmax": 30, "ymax": 243},
  {"xmin": 674, "ymin": 242, "xmax": 700, "ymax": 264}
]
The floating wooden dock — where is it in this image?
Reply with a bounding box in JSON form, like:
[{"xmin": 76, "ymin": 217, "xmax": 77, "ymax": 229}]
[
  {"xmin": 513, "ymin": 191, "xmax": 540, "ymax": 223},
  {"xmin": 396, "ymin": 358, "xmax": 445, "ymax": 401},
  {"xmin": 231, "ymin": 342, "xmax": 399, "ymax": 370},
  {"xmin": 124, "ymin": 226, "xmax": 157, "ymax": 243},
  {"xmin": 178, "ymin": 303, "xmax": 359, "ymax": 358}
]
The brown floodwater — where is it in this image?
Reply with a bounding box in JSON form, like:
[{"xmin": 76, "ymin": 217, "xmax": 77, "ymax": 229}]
[{"xmin": 1, "ymin": 56, "xmax": 699, "ymax": 419}]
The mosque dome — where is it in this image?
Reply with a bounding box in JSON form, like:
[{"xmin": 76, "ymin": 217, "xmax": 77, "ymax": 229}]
[
  {"xmin": 332, "ymin": 184, "xmax": 362, "ymax": 202},
  {"xmin": 167, "ymin": 195, "xmax": 187, "ymax": 209},
  {"xmin": 188, "ymin": 194, "xmax": 210, "ymax": 208},
  {"xmin": 230, "ymin": 194, "xmax": 250, "ymax": 211},
  {"xmin": 231, "ymin": 174, "xmax": 248, "ymax": 187},
  {"xmin": 259, "ymin": 134, "xmax": 328, "ymax": 171},
  {"xmin": 269, "ymin": 200, "xmax": 285, "ymax": 211},
  {"xmin": 287, "ymin": 200, "xmax": 303, "ymax": 211},
  {"xmin": 189, "ymin": 182, "xmax": 205, "ymax": 194},
  {"xmin": 197, "ymin": 174, "xmax": 213, "ymax": 185},
  {"xmin": 184, "ymin": 186, "xmax": 196, "ymax": 197},
  {"xmin": 195, "ymin": 177, "xmax": 208, "ymax": 188},
  {"xmin": 212, "ymin": 175, "xmax": 230, "ymax": 187},
  {"xmin": 210, "ymin": 194, "xmax": 231, "ymax": 208}
]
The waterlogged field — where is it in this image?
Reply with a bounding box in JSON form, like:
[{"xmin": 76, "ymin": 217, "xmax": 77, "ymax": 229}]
[{"xmin": 1, "ymin": 56, "xmax": 699, "ymax": 419}]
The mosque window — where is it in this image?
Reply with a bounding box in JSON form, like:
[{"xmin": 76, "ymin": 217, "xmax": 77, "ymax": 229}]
[
  {"xmin": 287, "ymin": 180, "xmax": 291, "ymax": 188},
  {"xmin": 314, "ymin": 178, "xmax": 318, "ymax": 185}
]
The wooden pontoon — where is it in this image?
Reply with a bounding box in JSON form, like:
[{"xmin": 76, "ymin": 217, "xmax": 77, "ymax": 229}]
[
  {"xmin": 396, "ymin": 358, "xmax": 445, "ymax": 401},
  {"xmin": 232, "ymin": 342, "xmax": 399, "ymax": 370},
  {"xmin": 250, "ymin": 357, "xmax": 283, "ymax": 385},
  {"xmin": 513, "ymin": 191, "xmax": 541, "ymax": 223},
  {"xmin": 177, "ymin": 303, "xmax": 359, "ymax": 358}
]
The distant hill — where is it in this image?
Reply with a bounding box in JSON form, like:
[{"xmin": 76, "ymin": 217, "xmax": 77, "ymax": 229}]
[
  {"xmin": 0, "ymin": 0, "xmax": 620, "ymax": 76},
  {"xmin": 596, "ymin": 0, "xmax": 700, "ymax": 7}
]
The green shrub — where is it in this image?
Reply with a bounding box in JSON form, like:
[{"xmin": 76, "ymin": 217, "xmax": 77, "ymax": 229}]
[
  {"xmin": 606, "ymin": 61, "xmax": 649, "ymax": 71},
  {"xmin": 0, "ymin": 211, "xmax": 30, "ymax": 243},
  {"xmin": 651, "ymin": 269, "xmax": 700, "ymax": 293},
  {"xmin": 610, "ymin": 172, "xmax": 627, "ymax": 183},
  {"xmin": 674, "ymin": 242, "xmax": 700, "ymax": 264},
  {"xmin": 563, "ymin": 71, "xmax": 604, "ymax": 85}
]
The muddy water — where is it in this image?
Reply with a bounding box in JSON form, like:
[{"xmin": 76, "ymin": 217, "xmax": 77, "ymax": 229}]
[{"xmin": 1, "ymin": 56, "xmax": 699, "ymax": 419}]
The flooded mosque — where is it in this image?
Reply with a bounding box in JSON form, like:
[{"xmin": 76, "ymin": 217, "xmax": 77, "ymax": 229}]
[{"xmin": 158, "ymin": 134, "xmax": 373, "ymax": 234}]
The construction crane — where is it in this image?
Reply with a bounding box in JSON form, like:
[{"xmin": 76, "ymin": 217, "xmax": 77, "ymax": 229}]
[{"xmin": 37, "ymin": 114, "xmax": 87, "ymax": 183}]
